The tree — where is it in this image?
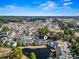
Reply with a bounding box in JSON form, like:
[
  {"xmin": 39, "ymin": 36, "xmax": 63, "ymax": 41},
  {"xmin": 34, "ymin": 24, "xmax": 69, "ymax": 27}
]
[
  {"xmin": 17, "ymin": 39, "xmax": 21, "ymax": 46},
  {"xmin": 12, "ymin": 47, "xmax": 23, "ymax": 59},
  {"xmin": 2, "ymin": 27, "xmax": 10, "ymax": 32},
  {"xmin": 69, "ymin": 29, "xmax": 75, "ymax": 36},
  {"xmin": 42, "ymin": 20, "xmax": 46, "ymax": 22},
  {"xmin": 38, "ymin": 28, "xmax": 49, "ymax": 36},
  {"xmin": 0, "ymin": 41, "xmax": 2, "ymax": 48},
  {"xmin": 57, "ymin": 32, "xmax": 64, "ymax": 38},
  {"xmin": 64, "ymin": 29, "xmax": 69, "ymax": 35},
  {"xmin": 0, "ymin": 19, "xmax": 9, "ymax": 24},
  {"xmin": 67, "ymin": 22, "xmax": 74, "ymax": 28},
  {"xmin": 49, "ymin": 32, "xmax": 62, "ymax": 41},
  {"xmin": 30, "ymin": 52, "xmax": 36, "ymax": 59},
  {"xmin": 58, "ymin": 20, "xmax": 66, "ymax": 30},
  {"xmin": 5, "ymin": 41, "xmax": 10, "ymax": 48},
  {"xmin": 72, "ymin": 43, "xmax": 79, "ymax": 55}
]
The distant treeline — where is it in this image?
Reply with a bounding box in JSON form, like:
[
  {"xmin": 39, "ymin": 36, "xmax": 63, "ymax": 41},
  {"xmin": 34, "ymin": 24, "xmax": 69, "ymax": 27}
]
[
  {"xmin": 0, "ymin": 16, "xmax": 79, "ymax": 21},
  {"xmin": 0, "ymin": 19, "xmax": 22, "ymax": 23},
  {"xmin": 0, "ymin": 16, "xmax": 79, "ymax": 19},
  {"xmin": 0, "ymin": 16, "xmax": 79, "ymax": 23},
  {"xmin": 0, "ymin": 16, "xmax": 47, "ymax": 22}
]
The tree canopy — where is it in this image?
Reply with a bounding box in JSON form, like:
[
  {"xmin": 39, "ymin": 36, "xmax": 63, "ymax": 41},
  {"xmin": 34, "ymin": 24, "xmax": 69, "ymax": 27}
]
[
  {"xmin": 38, "ymin": 28, "xmax": 49, "ymax": 36},
  {"xmin": 30, "ymin": 52, "xmax": 37, "ymax": 59}
]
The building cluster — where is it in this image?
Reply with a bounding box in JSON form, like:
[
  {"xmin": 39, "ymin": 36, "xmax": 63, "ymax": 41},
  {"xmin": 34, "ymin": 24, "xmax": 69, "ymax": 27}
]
[
  {"xmin": 54, "ymin": 41, "xmax": 73, "ymax": 59},
  {"xmin": 0, "ymin": 19, "xmax": 74, "ymax": 59},
  {"xmin": 0, "ymin": 19, "xmax": 60, "ymax": 47}
]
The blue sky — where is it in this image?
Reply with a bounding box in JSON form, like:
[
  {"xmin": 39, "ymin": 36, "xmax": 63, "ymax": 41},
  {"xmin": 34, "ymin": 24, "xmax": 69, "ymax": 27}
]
[{"xmin": 0, "ymin": 0, "xmax": 79, "ymax": 16}]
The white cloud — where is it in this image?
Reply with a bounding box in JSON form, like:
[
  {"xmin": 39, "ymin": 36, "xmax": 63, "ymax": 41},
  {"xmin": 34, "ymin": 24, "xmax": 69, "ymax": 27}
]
[
  {"xmin": 76, "ymin": 13, "xmax": 79, "ymax": 15},
  {"xmin": 0, "ymin": 5, "xmax": 25, "ymax": 11},
  {"xmin": 0, "ymin": 5, "xmax": 15, "ymax": 10},
  {"xmin": 63, "ymin": 0, "xmax": 73, "ymax": 6},
  {"xmin": 63, "ymin": 2, "xmax": 72, "ymax": 6},
  {"xmin": 64, "ymin": 0, "xmax": 71, "ymax": 2},
  {"xmin": 39, "ymin": 1, "xmax": 56, "ymax": 10},
  {"xmin": 5, "ymin": 5, "xmax": 17, "ymax": 10}
]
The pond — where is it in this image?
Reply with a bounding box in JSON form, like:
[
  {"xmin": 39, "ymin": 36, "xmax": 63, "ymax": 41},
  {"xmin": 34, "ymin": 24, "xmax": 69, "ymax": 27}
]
[{"xmin": 22, "ymin": 48, "xmax": 51, "ymax": 59}]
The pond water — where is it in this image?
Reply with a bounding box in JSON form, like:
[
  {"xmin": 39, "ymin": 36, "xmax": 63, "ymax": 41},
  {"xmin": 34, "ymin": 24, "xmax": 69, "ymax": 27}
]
[{"xmin": 22, "ymin": 48, "xmax": 51, "ymax": 59}]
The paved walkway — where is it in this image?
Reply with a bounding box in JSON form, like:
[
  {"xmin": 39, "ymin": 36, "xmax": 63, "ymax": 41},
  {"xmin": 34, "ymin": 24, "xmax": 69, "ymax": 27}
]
[{"xmin": 18, "ymin": 45, "xmax": 47, "ymax": 49}]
